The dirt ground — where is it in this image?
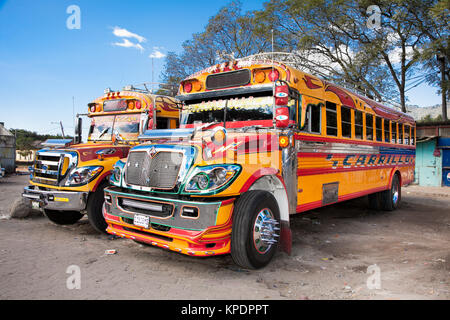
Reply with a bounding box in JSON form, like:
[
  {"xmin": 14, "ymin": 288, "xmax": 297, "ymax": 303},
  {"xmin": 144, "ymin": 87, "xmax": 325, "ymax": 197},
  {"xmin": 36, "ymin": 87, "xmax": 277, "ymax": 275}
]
[{"xmin": 0, "ymin": 174, "xmax": 449, "ymax": 300}]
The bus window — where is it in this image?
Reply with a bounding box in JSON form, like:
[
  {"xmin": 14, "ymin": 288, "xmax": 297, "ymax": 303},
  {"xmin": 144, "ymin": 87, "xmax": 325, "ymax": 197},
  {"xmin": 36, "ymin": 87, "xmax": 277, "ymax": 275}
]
[
  {"xmin": 411, "ymin": 127, "xmax": 416, "ymax": 145},
  {"xmin": 326, "ymin": 102, "xmax": 338, "ymax": 136},
  {"xmin": 391, "ymin": 122, "xmax": 397, "ymax": 144},
  {"xmin": 366, "ymin": 114, "xmax": 374, "ymax": 140},
  {"xmin": 383, "ymin": 119, "xmax": 390, "ymax": 143},
  {"xmin": 355, "ymin": 110, "xmax": 363, "ymax": 139},
  {"xmin": 156, "ymin": 118, "xmax": 170, "ymax": 129},
  {"xmin": 398, "ymin": 124, "xmax": 403, "ymax": 144},
  {"xmin": 404, "ymin": 125, "xmax": 410, "ymax": 144},
  {"xmin": 341, "ymin": 106, "xmax": 351, "ymax": 138},
  {"xmin": 302, "ymin": 103, "xmax": 321, "ymax": 134},
  {"xmin": 376, "ymin": 117, "xmax": 382, "ymax": 142}
]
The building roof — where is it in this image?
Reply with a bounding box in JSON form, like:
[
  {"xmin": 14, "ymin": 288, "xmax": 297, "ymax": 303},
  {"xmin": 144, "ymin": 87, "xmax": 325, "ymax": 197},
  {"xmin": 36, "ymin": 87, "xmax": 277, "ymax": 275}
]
[{"xmin": 0, "ymin": 123, "xmax": 14, "ymax": 137}]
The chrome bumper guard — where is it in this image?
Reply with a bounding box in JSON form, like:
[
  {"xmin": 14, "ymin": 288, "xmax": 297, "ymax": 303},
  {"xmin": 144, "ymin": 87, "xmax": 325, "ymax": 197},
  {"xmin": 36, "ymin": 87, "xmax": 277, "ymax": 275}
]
[{"xmin": 22, "ymin": 185, "xmax": 88, "ymax": 211}]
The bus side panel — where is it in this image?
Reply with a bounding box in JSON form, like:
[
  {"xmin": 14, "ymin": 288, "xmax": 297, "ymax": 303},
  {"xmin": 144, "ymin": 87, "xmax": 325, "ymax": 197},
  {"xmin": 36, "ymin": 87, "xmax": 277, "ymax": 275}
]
[{"xmin": 296, "ymin": 150, "xmax": 415, "ymax": 212}]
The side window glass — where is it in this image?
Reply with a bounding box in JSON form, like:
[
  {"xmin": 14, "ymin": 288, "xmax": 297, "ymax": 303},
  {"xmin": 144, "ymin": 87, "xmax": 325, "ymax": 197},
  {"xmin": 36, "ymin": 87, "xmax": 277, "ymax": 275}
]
[
  {"xmin": 384, "ymin": 119, "xmax": 390, "ymax": 143},
  {"xmin": 326, "ymin": 102, "xmax": 338, "ymax": 136},
  {"xmin": 341, "ymin": 106, "xmax": 351, "ymax": 138},
  {"xmin": 391, "ymin": 122, "xmax": 397, "ymax": 144},
  {"xmin": 301, "ymin": 103, "xmax": 321, "ymax": 134},
  {"xmin": 366, "ymin": 114, "xmax": 374, "ymax": 141},
  {"xmin": 376, "ymin": 117, "xmax": 382, "ymax": 142},
  {"xmin": 355, "ymin": 110, "xmax": 363, "ymax": 139}
]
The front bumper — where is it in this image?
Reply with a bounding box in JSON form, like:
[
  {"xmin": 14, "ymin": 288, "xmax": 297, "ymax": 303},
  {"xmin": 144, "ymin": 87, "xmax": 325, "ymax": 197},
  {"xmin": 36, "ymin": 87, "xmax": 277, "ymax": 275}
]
[
  {"xmin": 103, "ymin": 186, "xmax": 235, "ymax": 256},
  {"xmin": 22, "ymin": 185, "xmax": 88, "ymax": 211}
]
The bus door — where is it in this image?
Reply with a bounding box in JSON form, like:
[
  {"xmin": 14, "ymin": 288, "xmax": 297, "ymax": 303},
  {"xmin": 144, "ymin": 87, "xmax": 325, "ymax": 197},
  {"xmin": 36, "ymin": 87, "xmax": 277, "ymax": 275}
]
[{"xmin": 296, "ymin": 96, "xmax": 325, "ymax": 210}]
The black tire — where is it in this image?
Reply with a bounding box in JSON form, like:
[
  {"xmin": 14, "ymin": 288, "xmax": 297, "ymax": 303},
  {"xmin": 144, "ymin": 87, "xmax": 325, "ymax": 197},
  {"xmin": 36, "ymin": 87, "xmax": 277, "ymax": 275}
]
[
  {"xmin": 86, "ymin": 182, "xmax": 108, "ymax": 233},
  {"xmin": 231, "ymin": 190, "xmax": 280, "ymax": 269},
  {"xmin": 380, "ymin": 174, "xmax": 401, "ymax": 211},
  {"xmin": 43, "ymin": 209, "xmax": 83, "ymax": 225},
  {"xmin": 368, "ymin": 192, "xmax": 382, "ymax": 210}
]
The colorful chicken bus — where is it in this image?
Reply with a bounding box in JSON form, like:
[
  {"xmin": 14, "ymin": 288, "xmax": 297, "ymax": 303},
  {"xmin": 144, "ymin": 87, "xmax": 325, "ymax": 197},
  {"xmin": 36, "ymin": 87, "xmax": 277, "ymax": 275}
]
[
  {"xmin": 23, "ymin": 86, "xmax": 180, "ymax": 233},
  {"xmin": 103, "ymin": 60, "xmax": 416, "ymax": 269}
]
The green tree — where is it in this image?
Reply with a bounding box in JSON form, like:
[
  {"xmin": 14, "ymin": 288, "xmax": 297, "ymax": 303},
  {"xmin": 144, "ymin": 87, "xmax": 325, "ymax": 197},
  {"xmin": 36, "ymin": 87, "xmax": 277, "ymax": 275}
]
[
  {"xmin": 406, "ymin": 0, "xmax": 449, "ymax": 120},
  {"xmin": 257, "ymin": 0, "xmax": 431, "ymax": 112},
  {"xmin": 160, "ymin": 1, "xmax": 269, "ymax": 89}
]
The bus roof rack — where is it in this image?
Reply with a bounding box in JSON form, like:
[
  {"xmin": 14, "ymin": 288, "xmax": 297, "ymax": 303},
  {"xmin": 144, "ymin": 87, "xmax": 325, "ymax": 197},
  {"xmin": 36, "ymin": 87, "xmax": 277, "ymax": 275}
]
[
  {"xmin": 122, "ymin": 82, "xmax": 178, "ymax": 95},
  {"xmin": 236, "ymin": 52, "xmax": 404, "ymax": 112}
]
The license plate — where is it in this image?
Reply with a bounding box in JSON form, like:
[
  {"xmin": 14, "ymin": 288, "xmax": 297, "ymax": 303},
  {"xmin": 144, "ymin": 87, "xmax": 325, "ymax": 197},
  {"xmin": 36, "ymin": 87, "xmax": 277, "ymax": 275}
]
[
  {"xmin": 31, "ymin": 201, "xmax": 40, "ymax": 210},
  {"xmin": 133, "ymin": 214, "xmax": 150, "ymax": 228}
]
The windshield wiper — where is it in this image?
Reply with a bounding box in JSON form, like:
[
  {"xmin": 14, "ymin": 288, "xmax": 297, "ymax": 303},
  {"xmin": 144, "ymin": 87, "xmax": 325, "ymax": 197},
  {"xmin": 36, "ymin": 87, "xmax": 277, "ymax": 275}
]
[
  {"xmin": 97, "ymin": 127, "xmax": 110, "ymax": 140},
  {"xmin": 240, "ymin": 125, "xmax": 265, "ymax": 132}
]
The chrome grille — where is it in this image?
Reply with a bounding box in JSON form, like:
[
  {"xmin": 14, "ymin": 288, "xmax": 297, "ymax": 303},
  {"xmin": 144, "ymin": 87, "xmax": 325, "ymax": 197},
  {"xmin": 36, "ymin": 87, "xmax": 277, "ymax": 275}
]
[
  {"xmin": 33, "ymin": 153, "xmax": 61, "ymax": 185},
  {"xmin": 125, "ymin": 150, "xmax": 183, "ymax": 189},
  {"xmin": 32, "ymin": 151, "xmax": 77, "ymax": 186}
]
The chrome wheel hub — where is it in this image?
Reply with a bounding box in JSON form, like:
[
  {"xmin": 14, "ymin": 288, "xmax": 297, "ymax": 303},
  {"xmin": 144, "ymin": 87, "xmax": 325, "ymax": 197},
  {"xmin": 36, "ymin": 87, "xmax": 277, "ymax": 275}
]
[
  {"xmin": 393, "ymin": 186, "xmax": 399, "ymax": 204},
  {"xmin": 253, "ymin": 209, "xmax": 280, "ymax": 254}
]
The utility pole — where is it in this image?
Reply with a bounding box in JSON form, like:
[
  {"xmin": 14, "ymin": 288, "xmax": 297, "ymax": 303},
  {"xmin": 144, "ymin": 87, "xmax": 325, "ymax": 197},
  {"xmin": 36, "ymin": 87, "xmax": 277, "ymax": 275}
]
[
  {"xmin": 51, "ymin": 121, "xmax": 65, "ymax": 139},
  {"xmin": 437, "ymin": 53, "xmax": 448, "ymax": 121},
  {"xmin": 72, "ymin": 96, "xmax": 75, "ymax": 131},
  {"xmin": 152, "ymin": 57, "xmax": 154, "ymax": 93}
]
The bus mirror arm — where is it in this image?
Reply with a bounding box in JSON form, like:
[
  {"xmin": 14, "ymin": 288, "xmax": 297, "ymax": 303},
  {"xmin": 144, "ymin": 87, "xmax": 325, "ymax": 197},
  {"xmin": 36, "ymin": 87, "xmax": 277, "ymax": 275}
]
[{"xmin": 74, "ymin": 115, "xmax": 83, "ymax": 144}]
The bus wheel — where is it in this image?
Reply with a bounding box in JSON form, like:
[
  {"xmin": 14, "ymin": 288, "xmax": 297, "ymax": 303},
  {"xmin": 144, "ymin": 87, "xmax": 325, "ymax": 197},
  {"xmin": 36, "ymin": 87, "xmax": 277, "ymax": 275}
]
[
  {"xmin": 368, "ymin": 192, "xmax": 382, "ymax": 210},
  {"xmin": 43, "ymin": 209, "xmax": 83, "ymax": 225},
  {"xmin": 231, "ymin": 190, "xmax": 280, "ymax": 269},
  {"xmin": 86, "ymin": 182, "xmax": 108, "ymax": 233},
  {"xmin": 381, "ymin": 174, "xmax": 401, "ymax": 211}
]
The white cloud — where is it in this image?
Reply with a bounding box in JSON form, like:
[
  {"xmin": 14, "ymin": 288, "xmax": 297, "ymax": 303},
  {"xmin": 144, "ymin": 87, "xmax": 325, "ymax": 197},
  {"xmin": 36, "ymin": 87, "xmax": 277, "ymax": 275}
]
[
  {"xmin": 112, "ymin": 38, "xmax": 144, "ymax": 51},
  {"xmin": 149, "ymin": 47, "xmax": 166, "ymax": 59},
  {"xmin": 112, "ymin": 26, "xmax": 146, "ymax": 43}
]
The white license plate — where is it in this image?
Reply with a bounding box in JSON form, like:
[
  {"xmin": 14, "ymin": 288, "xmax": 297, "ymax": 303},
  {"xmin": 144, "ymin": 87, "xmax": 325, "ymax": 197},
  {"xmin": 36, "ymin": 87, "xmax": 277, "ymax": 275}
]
[
  {"xmin": 133, "ymin": 214, "xmax": 150, "ymax": 228},
  {"xmin": 31, "ymin": 201, "xmax": 40, "ymax": 210}
]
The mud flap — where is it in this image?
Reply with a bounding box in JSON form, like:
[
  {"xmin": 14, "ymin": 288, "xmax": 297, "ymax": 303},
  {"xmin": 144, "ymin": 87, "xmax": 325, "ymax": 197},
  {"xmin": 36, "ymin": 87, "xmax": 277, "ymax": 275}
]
[{"xmin": 279, "ymin": 220, "xmax": 292, "ymax": 255}]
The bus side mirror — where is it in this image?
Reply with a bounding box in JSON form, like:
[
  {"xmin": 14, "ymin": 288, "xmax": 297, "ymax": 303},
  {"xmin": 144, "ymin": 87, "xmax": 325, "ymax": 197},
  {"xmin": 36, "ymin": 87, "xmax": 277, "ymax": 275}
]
[
  {"xmin": 275, "ymin": 107, "xmax": 290, "ymax": 128},
  {"xmin": 148, "ymin": 118, "xmax": 154, "ymax": 130},
  {"xmin": 274, "ymin": 84, "xmax": 289, "ymax": 106},
  {"xmin": 74, "ymin": 117, "xmax": 82, "ymax": 144}
]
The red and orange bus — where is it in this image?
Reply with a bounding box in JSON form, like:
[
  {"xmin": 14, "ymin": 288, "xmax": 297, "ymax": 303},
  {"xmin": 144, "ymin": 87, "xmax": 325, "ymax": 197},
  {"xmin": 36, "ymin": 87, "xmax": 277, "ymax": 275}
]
[
  {"xmin": 23, "ymin": 86, "xmax": 179, "ymax": 233},
  {"xmin": 103, "ymin": 60, "xmax": 415, "ymax": 268}
]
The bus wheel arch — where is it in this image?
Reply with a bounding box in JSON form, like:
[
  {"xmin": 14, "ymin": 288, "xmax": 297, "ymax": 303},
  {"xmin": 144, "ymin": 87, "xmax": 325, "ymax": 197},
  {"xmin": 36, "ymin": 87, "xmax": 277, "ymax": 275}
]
[
  {"xmin": 86, "ymin": 179, "xmax": 109, "ymax": 233},
  {"xmin": 382, "ymin": 170, "xmax": 402, "ymax": 211},
  {"xmin": 247, "ymin": 174, "xmax": 292, "ymax": 255}
]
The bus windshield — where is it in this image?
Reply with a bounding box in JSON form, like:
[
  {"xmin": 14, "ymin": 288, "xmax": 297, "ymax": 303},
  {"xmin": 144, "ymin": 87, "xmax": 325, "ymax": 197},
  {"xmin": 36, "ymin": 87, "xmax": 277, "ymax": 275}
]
[
  {"xmin": 88, "ymin": 114, "xmax": 140, "ymax": 141},
  {"xmin": 181, "ymin": 96, "xmax": 277, "ymax": 126}
]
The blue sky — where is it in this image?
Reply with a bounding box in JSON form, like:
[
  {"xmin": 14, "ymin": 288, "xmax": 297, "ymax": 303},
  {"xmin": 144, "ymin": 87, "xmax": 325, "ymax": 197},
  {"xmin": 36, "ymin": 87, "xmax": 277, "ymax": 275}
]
[{"xmin": 0, "ymin": 0, "xmax": 442, "ymax": 136}]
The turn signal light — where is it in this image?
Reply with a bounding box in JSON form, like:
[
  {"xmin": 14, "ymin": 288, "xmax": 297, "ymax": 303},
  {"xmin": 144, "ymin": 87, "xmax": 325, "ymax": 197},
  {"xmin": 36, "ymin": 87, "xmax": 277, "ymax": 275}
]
[
  {"xmin": 128, "ymin": 100, "xmax": 135, "ymax": 110},
  {"xmin": 279, "ymin": 135, "xmax": 289, "ymax": 148}
]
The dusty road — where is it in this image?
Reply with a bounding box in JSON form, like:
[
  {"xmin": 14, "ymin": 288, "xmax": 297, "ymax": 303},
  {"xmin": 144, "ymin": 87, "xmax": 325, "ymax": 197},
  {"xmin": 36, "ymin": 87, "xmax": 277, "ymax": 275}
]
[{"xmin": 0, "ymin": 174, "xmax": 449, "ymax": 300}]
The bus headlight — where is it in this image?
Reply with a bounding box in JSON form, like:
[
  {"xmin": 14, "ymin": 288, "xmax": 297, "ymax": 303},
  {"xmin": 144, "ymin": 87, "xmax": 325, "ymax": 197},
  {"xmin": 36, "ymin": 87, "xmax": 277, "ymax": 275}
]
[
  {"xmin": 110, "ymin": 160, "xmax": 125, "ymax": 186},
  {"xmin": 65, "ymin": 166, "xmax": 103, "ymax": 186},
  {"xmin": 183, "ymin": 165, "xmax": 241, "ymax": 194}
]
